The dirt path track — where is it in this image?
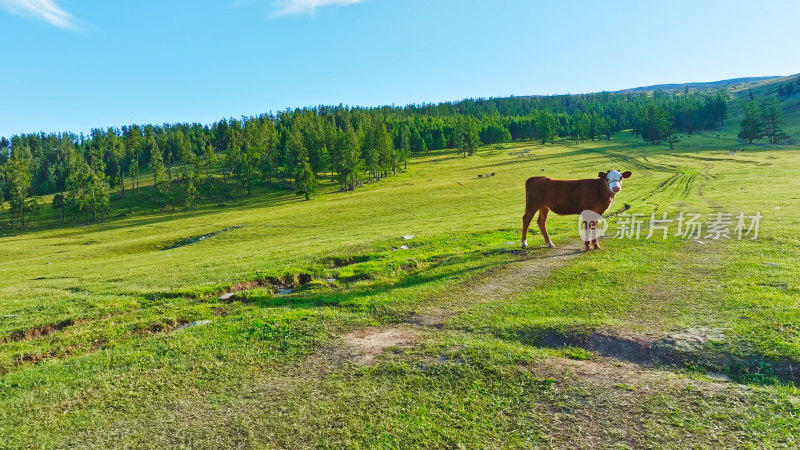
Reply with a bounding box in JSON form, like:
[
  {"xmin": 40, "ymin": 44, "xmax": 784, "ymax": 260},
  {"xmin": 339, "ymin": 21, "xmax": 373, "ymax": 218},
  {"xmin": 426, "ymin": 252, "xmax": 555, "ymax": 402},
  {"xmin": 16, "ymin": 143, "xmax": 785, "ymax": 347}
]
[{"xmin": 338, "ymin": 245, "xmax": 583, "ymax": 364}]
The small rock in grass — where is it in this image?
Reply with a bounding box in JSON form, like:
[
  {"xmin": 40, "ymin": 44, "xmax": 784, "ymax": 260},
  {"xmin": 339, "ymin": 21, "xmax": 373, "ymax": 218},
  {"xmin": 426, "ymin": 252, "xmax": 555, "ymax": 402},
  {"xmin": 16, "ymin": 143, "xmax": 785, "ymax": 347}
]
[
  {"xmin": 401, "ymin": 235, "xmax": 415, "ymax": 240},
  {"xmin": 326, "ymin": 278, "xmax": 337, "ymax": 283},
  {"xmin": 219, "ymin": 292, "xmax": 237, "ymax": 302},
  {"xmin": 503, "ymin": 241, "xmax": 515, "ymax": 245},
  {"xmin": 706, "ymin": 372, "xmax": 732, "ymax": 382},
  {"xmin": 179, "ymin": 320, "xmax": 211, "ymax": 330},
  {"xmin": 764, "ymin": 262, "xmax": 780, "ymax": 267},
  {"xmin": 399, "ymin": 245, "xmax": 409, "ymax": 250}
]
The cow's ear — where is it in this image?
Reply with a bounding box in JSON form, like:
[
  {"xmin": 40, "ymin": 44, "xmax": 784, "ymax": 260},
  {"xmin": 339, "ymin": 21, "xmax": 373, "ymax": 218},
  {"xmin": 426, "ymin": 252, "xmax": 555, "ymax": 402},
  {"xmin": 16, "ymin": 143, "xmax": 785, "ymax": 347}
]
[
  {"xmin": 622, "ymin": 171, "xmax": 632, "ymax": 179},
  {"xmin": 598, "ymin": 171, "xmax": 607, "ymax": 178}
]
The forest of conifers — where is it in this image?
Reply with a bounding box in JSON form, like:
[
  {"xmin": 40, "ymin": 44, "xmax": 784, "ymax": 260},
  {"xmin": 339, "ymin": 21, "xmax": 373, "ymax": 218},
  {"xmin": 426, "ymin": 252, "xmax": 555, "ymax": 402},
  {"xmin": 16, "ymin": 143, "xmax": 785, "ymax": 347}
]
[{"xmin": 0, "ymin": 90, "xmax": 728, "ymax": 229}]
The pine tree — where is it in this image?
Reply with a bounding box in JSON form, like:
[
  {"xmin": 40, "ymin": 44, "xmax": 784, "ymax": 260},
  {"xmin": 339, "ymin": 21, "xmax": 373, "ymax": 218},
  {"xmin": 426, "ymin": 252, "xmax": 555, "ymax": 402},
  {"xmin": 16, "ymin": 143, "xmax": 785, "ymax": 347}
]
[
  {"xmin": 242, "ymin": 120, "xmax": 265, "ymax": 195},
  {"xmin": 106, "ymin": 128, "xmax": 126, "ymax": 197},
  {"xmin": 399, "ymin": 125, "xmax": 411, "ymax": 169},
  {"xmin": 87, "ymin": 170, "xmax": 110, "ymax": 223},
  {"xmin": 257, "ymin": 120, "xmax": 278, "ymax": 183},
  {"xmin": 125, "ymin": 126, "xmax": 143, "ymax": 193},
  {"xmin": 317, "ymin": 144, "xmax": 330, "ymax": 178},
  {"xmin": 572, "ymin": 114, "xmax": 590, "ymax": 143},
  {"xmin": 738, "ymin": 102, "xmax": 763, "ymax": 144},
  {"xmin": 361, "ymin": 123, "xmax": 379, "ymax": 181},
  {"xmin": 184, "ymin": 178, "xmax": 200, "ymax": 209},
  {"xmin": 635, "ymin": 105, "xmax": 674, "ymax": 145},
  {"xmin": 336, "ymin": 124, "xmax": 362, "ymax": 190},
  {"xmin": 7, "ymin": 157, "xmax": 32, "ymax": 229},
  {"xmin": 285, "ymin": 127, "xmax": 306, "ymax": 186},
  {"xmin": 479, "ymin": 122, "xmax": 511, "ymax": 145},
  {"xmin": 52, "ymin": 192, "xmax": 66, "ymax": 223},
  {"xmin": 410, "ymin": 128, "xmax": 426, "ymax": 153},
  {"xmin": 202, "ymin": 141, "xmax": 217, "ymax": 185},
  {"xmin": 454, "ymin": 116, "xmax": 480, "ymax": 156},
  {"xmin": 177, "ymin": 131, "xmax": 194, "ymax": 181},
  {"xmin": 294, "ymin": 146, "xmax": 316, "ymax": 200},
  {"xmin": 148, "ymin": 136, "xmax": 166, "ymax": 192},
  {"xmin": 225, "ymin": 120, "xmax": 244, "ymax": 189},
  {"xmin": 23, "ymin": 196, "xmax": 42, "ymax": 229},
  {"xmin": 65, "ymin": 148, "xmax": 90, "ymax": 222},
  {"xmin": 535, "ymin": 111, "xmax": 556, "ymax": 145},
  {"xmin": 374, "ymin": 122, "xmax": 393, "ymax": 177},
  {"xmin": 760, "ymin": 97, "xmax": 785, "ymax": 144}
]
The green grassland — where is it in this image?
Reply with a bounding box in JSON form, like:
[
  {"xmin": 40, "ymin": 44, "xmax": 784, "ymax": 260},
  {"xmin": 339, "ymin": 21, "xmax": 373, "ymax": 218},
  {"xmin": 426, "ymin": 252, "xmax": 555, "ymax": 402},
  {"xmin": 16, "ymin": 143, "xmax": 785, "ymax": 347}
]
[{"xmin": 2, "ymin": 96, "xmax": 800, "ymax": 446}]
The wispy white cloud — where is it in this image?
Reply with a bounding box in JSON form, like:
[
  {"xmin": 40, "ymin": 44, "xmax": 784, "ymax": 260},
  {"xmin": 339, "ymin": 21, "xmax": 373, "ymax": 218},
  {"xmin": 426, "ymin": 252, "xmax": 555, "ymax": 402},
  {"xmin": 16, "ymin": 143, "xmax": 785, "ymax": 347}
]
[
  {"xmin": 0, "ymin": 0, "xmax": 78, "ymax": 30},
  {"xmin": 272, "ymin": 0, "xmax": 365, "ymax": 16}
]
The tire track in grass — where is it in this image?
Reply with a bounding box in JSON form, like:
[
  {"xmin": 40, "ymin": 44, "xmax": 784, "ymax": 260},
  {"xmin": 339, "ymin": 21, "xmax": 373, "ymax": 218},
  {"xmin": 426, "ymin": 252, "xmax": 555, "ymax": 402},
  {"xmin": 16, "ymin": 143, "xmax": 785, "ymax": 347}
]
[
  {"xmin": 588, "ymin": 149, "xmax": 679, "ymax": 172},
  {"xmin": 629, "ymin": 172, "xmax": 683, "ymax": 203}
]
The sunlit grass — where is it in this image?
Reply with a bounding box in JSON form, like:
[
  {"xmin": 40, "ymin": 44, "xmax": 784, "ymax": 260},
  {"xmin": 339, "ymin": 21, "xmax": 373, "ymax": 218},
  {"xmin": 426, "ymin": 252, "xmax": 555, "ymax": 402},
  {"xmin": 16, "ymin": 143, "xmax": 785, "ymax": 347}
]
[{"xmin": 1, "ymin": 131, "xmax": 799, "ymax": 447}]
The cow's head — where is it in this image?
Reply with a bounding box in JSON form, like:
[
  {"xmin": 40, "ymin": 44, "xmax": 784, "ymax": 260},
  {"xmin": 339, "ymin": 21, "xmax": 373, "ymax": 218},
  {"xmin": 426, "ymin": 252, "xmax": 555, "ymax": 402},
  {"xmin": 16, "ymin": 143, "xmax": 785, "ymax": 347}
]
[{"xmin": 598, "ymin": 170, "xmax": 631, "ymax": 194}]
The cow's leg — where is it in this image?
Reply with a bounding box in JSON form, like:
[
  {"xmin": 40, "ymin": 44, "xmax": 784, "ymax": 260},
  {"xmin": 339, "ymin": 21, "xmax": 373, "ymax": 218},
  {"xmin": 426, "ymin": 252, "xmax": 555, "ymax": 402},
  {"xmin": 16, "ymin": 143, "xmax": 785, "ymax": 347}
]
[
  {"xmin": 591, "ymin": 207, "xmax": 604, "ymax": 250},
  {"xmin": 521, "ymin": 209, "xmax": 535, "ymax": 249},
  {"xmin": 537, "ymin": 208, "xmax": 555, "ymax": 248},
  {"xmin": 584, "ymin": 224, "xmax": 594, "ymax": 251}
]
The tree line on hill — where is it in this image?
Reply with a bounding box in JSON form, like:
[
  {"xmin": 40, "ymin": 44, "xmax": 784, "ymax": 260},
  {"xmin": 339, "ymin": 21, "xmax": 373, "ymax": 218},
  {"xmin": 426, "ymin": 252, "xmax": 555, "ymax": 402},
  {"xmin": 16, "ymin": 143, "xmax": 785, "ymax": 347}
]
[{"xmin": 0, "ymin": 90, "xmax": 732, "ymax": 229}]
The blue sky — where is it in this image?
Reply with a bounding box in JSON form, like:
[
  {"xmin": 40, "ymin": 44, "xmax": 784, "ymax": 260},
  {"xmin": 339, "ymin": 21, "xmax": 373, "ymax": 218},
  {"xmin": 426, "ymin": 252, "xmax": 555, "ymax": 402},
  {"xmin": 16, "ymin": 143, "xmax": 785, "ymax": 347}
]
[{"xmin": 1, "ymin": 0, "xmax": 798, "ymax": 137}]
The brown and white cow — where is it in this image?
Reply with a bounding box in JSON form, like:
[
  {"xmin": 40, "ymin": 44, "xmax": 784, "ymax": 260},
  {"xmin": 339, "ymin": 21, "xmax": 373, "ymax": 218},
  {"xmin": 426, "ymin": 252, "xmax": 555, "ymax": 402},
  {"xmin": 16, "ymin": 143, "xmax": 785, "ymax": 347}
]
[{"xmin": 521, "ymin": 170, "xmax": 632, "ymax": 251}]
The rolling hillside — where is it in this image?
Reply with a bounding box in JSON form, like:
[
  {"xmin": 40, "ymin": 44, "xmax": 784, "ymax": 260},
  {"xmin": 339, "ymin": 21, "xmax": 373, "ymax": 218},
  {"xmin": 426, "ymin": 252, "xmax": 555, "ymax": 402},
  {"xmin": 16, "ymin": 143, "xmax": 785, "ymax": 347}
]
[{"xmin": 2, "ymin": 125, "xmax": 799, "ymax": 446}]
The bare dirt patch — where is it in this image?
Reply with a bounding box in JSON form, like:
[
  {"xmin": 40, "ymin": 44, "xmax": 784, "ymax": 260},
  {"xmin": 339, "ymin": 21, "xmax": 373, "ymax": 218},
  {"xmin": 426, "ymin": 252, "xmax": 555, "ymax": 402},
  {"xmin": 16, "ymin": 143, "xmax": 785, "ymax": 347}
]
[
  {"xmin": 339, "ymin": 327, "xmax": 419, "ymax": 365},
  {"xmin": 16, "ymin": 344, "xmax": 81, "ymax": 365},
  {"xmin": 661, "ymin": 327, "xmax": 726, "ymax": 352},
  {"xmin": 4, "ymin": 319, "xmax": 77, "ymax": 342},
  {"xmin": 531, "ymin": 356, "xmax": 736, "ymax": 393}
]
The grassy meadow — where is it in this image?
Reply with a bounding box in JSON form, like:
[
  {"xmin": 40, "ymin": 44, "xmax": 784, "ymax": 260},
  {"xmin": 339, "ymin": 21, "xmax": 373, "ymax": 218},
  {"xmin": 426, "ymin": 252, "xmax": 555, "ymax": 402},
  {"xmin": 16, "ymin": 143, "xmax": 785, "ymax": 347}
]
[{"xmin": 2, "ymin": 122, "xmax": 800, "ymax": 446}]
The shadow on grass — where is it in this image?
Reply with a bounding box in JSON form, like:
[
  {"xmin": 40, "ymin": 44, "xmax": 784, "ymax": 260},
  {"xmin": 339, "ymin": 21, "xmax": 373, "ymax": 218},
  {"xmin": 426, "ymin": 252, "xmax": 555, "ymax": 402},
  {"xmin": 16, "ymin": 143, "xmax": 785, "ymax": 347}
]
[
  {"xmin": 244, "ymin": 262, "xmax": 498, "ymax": 316},
  {"xmin": 40, "ymin": 192, "xmax": 301, "ymax": 241},
  {"xmin": 482, "ymin": 324, "xmax": 800, "ymax": 386},
  {"xmin": 239, "ymin": 244, "xmax": 576, "ymax": 321}
]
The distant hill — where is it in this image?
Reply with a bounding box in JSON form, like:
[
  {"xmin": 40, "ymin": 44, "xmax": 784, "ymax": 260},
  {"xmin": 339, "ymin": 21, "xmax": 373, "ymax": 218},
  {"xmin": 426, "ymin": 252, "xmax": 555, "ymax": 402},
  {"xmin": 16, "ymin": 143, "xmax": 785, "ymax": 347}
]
[
  {"xmin": 516, "ymin": 76, "xmax": 784, "ymax": 99},
  {"xmin": 612, "ymin": 76, "xmax": 780, "ymax": 94}
]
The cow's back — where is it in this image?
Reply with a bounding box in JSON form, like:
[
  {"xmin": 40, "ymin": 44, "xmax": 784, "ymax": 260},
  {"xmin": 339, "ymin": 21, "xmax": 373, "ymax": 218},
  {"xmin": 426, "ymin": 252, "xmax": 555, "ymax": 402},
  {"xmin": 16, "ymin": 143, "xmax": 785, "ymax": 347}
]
[{"xmin": 525, "ymin": 176, "xmax": 605, "ymax": 215}]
